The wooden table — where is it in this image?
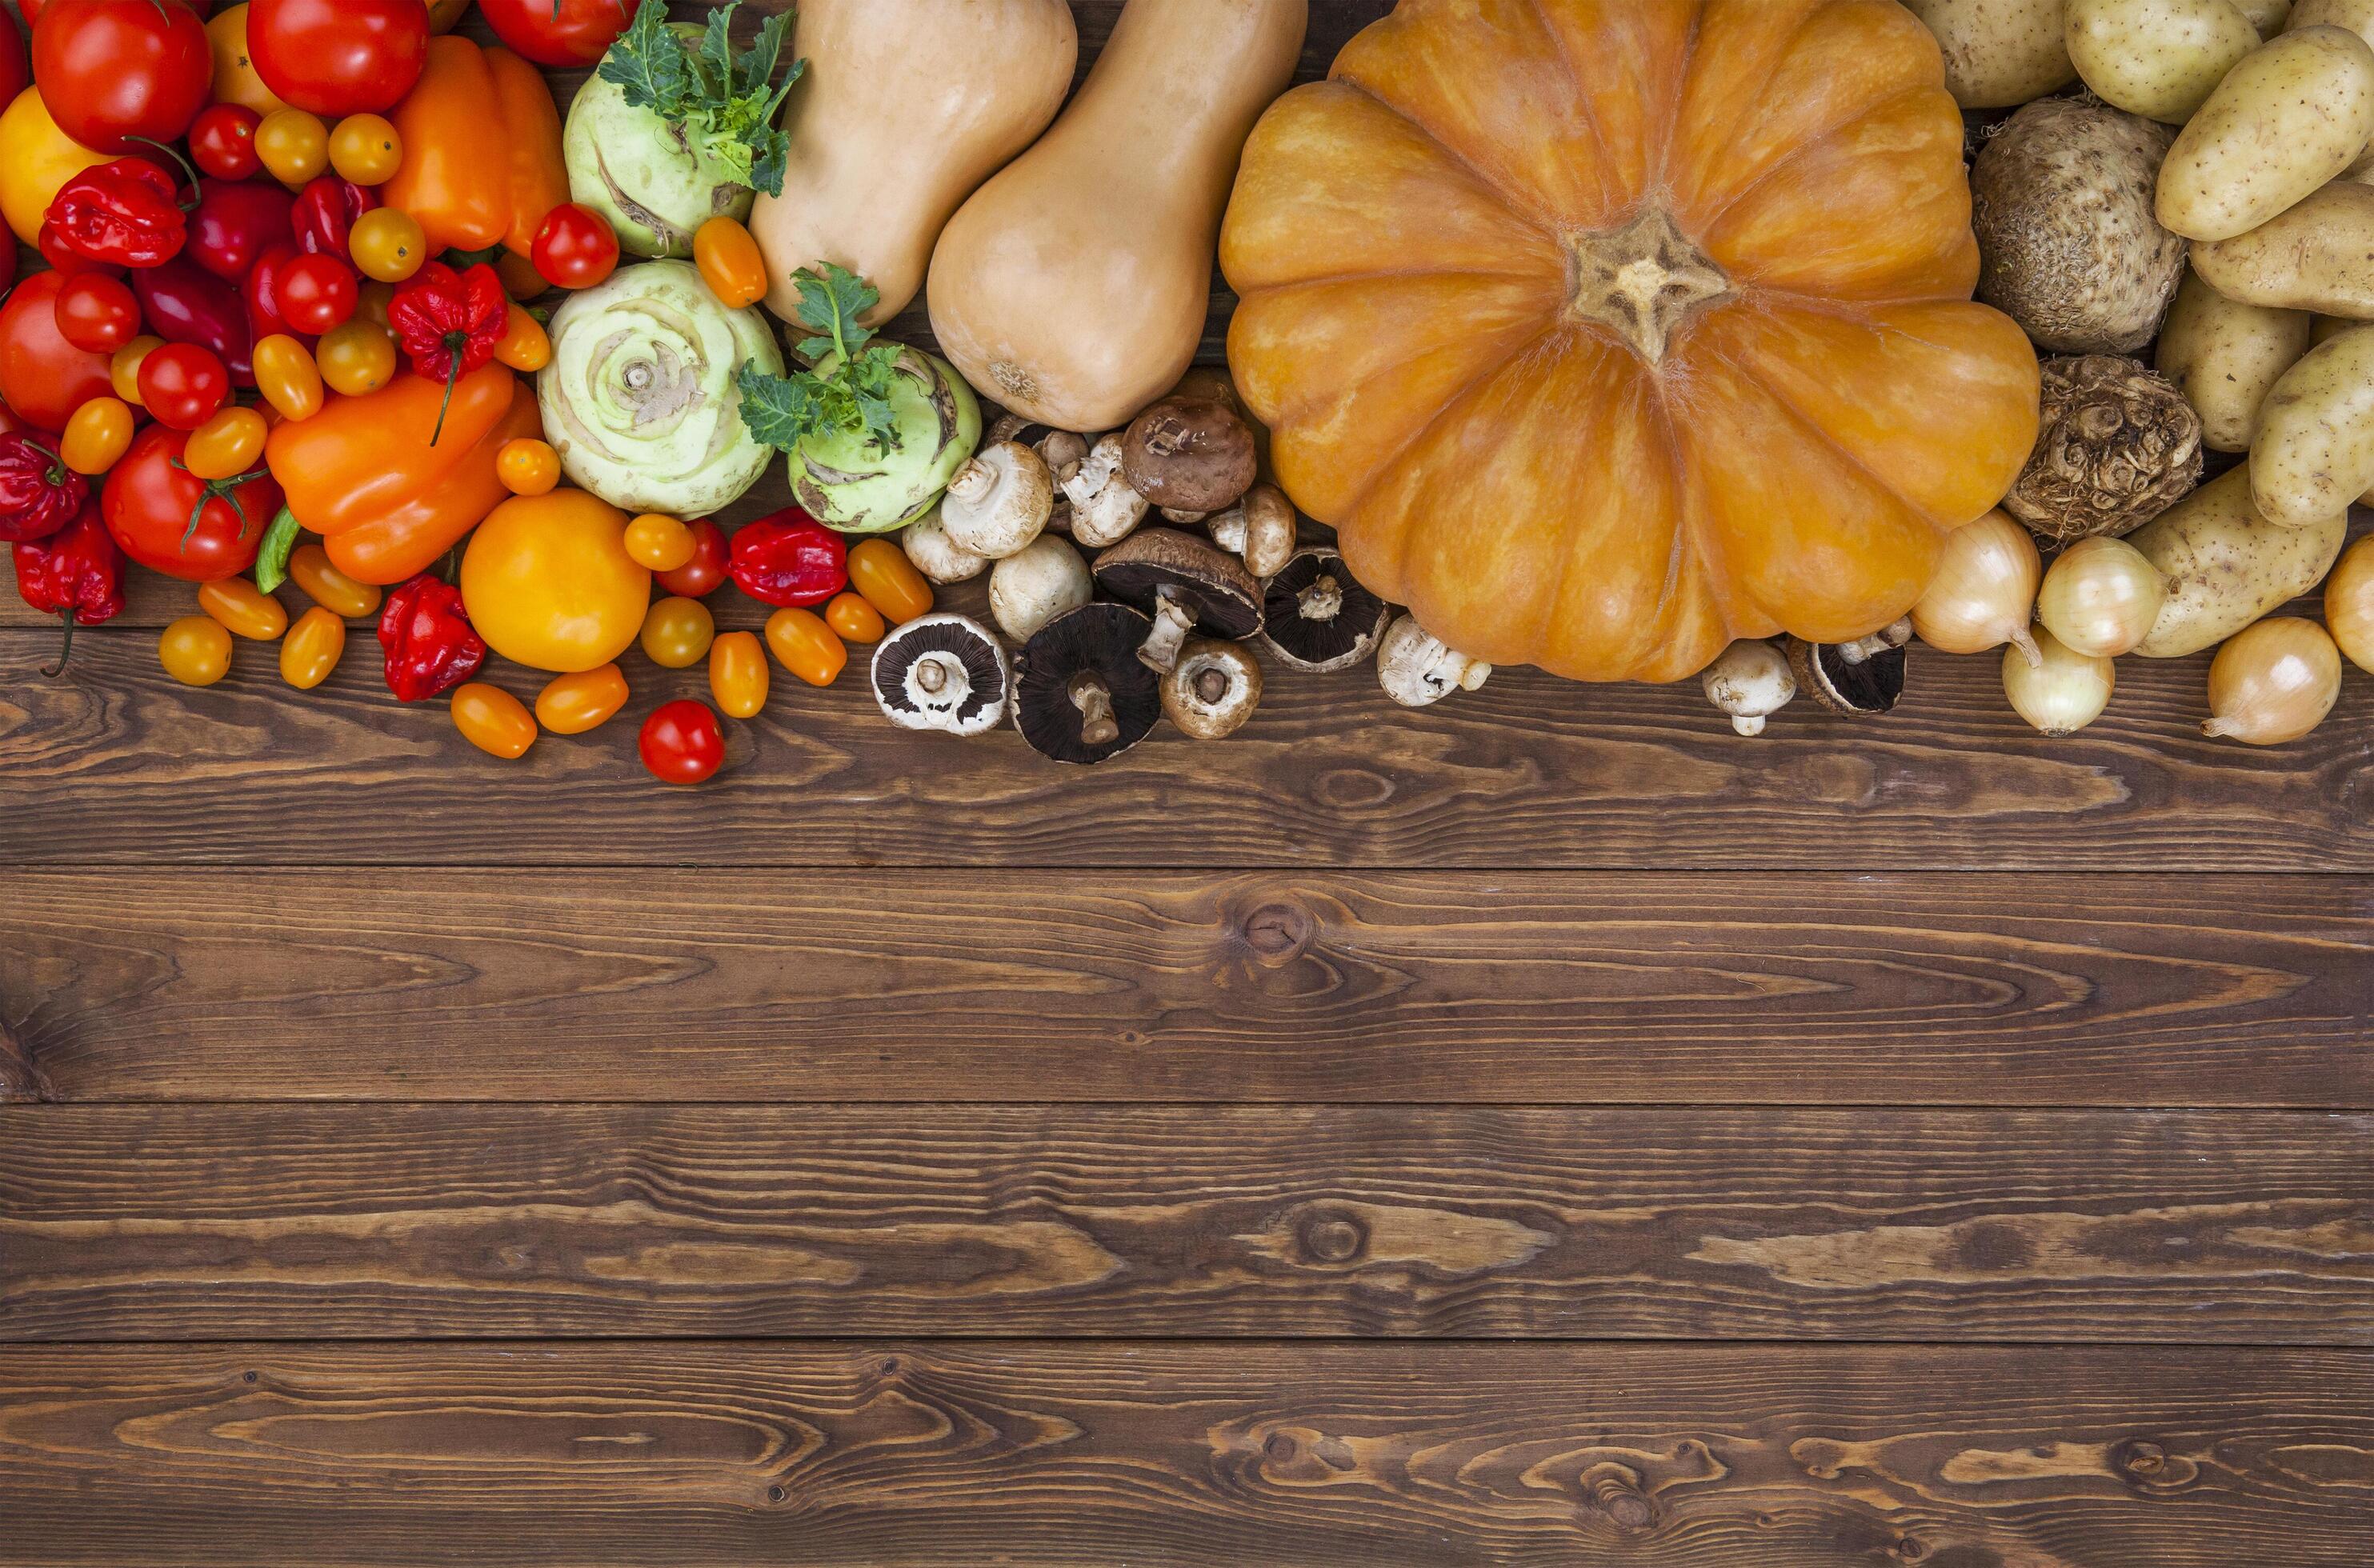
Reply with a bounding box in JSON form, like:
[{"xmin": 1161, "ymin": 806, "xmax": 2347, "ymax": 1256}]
[{"xmin": 4, "ymin": 4, "xmax": 2372, "ymax": 1562}]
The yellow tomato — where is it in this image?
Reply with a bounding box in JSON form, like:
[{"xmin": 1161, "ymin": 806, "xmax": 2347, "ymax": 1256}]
[
  {"xmin": 349, "ymin": 207, "xmax": 426, "ymax": 282},
  {"xmin": 288, "ymin": 544, "xmax": 382, "ymax": 620},
  {"xmin": 450, "ymin": 682, "xmax": 538, "ymax": 759},
  {"xmin": 257, "ymin": 109, "xmax": 328, "ymax": 186},
  {"xmin": 315, "ymin": 321, "xmax": 396, "ymax": 397},
  {"xmin": 493, "ymin": 306, "xmax": 550, "ymax": 372},
  {"xmin": 61, "ymin": 397, "xmax": 134, "ymax": 475},
  {"xmin": 709, "ymin": 630, "xmax": 769, "ymax": 718},
  {"xmin": 329, "ymin": 115, "xmax": 402, "ymax": 185},
  {"xmin": 111, "ymin": 337, "xmax": 163, "ymax": 405},
  {"xmin": 623, "ymin": 513, "xmax": 694, "ymax": 571},
  {"xmin": 279, "ymin": 606, "xmax": 345, "ymax": 689},
  {"xmin": 640, "ymin": 594, "xmax": 715, "ymax": 669},
  {"xmin": 252, "ymin": 334, "xmax": 325, "ymax": 421},
  {"xmin": 765, "ymin": 607, "xmax": 847, "ymax": 687},
  {"xmin": 0, "ymin": 88, "xmax": 110, "ymax": 246},
  {"xmin": 185, "ymin": 407, "xmax": 270, "ymax": 481},
  {"xmin": 825, "ymin": 590, "xmax": 887, "ymax": 644},
  {"xmin": 497, "ymin": 438, "xmax": 560, "ymax": 496},
  {"xmin": 206, "ymin": 5, "xmax": 290, "ymax": 116},
  {"xmin": 848, "ymin": 538, "xmax": 934, "ymax": 625},
  {"xmin": 459, "ymin": 490, "xmax": 651, "ymax": 673},
  {"xmin": 495, "ymin": 248, "xmax": 546, "ymax": 301},
  {"xmin": 355, "ymin": 280, "xmax": 396, "ymax": 330},
  {"xmin": 535, "ymin": 664, "xmax": 629, "ymax": 734},
  {"xmin": 428, "ymin": 0, "xmax": 473, "ymax": 32},
  {"xmin": 197, "ymin": 577, "xmax": 288, "ymax": 640},
  {"xmin": 693, "ymin": 216, "xmax": 767, "ymax": 309},
  {"xmin": 160, "ymin": 615, "xmax": 233, "ymax": 686}
]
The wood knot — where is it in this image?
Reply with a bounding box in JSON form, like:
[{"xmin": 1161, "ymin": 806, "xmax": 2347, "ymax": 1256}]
[
  {"xmin": 2116, "ymin": 1440, "xmax": 2165, "ymax": 1478},
  {"xmin": 1297, "ymin": 1210, "xmax": 1368, "ymax": 1264},
  {"xmin": 1895, "ymin": 1538, "xmax": 1928, "ymax": 1562},
  {"xmin": 767, "ymin": 1485, "xmax": 787, "ymax": 1503},
  {"xmin": 1263, "ymin": 1431, "xmax": 1298, "ymax": 1463},
  {"xmin": 1582, "ymin": 1462, "xmax": 1655, "ymax": 1531},
  {"xmin": 1240, "ymin": 902, "xmax": 1314, "ymax": 966},
  {"xmin": 0, "ymin": 1019, "xmax": 52, "ymax": 1104}
]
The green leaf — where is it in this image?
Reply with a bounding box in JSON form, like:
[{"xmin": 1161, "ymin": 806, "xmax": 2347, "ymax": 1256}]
[
  {"xmin": 792, "ymin": 263, "xmax": 880, "ymax": 362},
  {"xmin": 597, "ymin": 0, "xmax": 694, "ymax": 118},
  {"xmin": 735, "ymin": 266, "xmax": 909, "ymax": 457}
]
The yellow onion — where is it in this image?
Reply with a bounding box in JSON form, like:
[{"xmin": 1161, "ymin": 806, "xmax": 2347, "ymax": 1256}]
[
  {"xmin": 1912, "ymin": 510, "xmax": 2040, "ymax": 663},
  {"xmin": 2003, "ymin": 626, "xmax": 2113, "ymax": 735},
  {"xmin": 2204, "ymin": 617, "xmax": 2341, "ymax": 745},
  {"xmin": 2036, "ymin": 536, "xmax": 2166, "ymax": 658},
  {"xmin": 2324, "ymin": 536, "xmax": 2374, "ymax": 674}
]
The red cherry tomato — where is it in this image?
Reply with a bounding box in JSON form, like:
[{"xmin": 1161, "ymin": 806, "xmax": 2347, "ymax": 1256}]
[
  {"xmin": 655, "ymin": 518, "xmax": 727, "ymax": 598},
  {"xmin": 476, "ymin": 0, "xmax": 632, "ymax": 68},
  {"xmin": 0, "ymin": 9, "xmax": 29, "ymax": 108},
  {"xmin": 135, "ymin": 342, "xmax": 232, "ymax": 432},
  {"xmin": 52, "ymin": 271, "xmax": 140, "ymax": 354},
  {"xmin": 246, "ymin": 0, "xmax": 426, "ymax": 117},
  {"xmin": 276, "ymin": 251, "xmax": 358, "ymax": 334},
  {"xmin": 190, "ymin": 102, "xmax": 262, "ymax": 181},
  {"xmin": 530, "ymin": 202, "xmax": 619, "ymax": 290},
  {"xmin": 639, "ymin": 699, "xmax": 726, "ymax": 786},
  {"xmin": 101, "ymin": 422, "xmax": 284, "ymax": 581},
  {"xmin": 31, "ymin": 0, "xmax": 212, "ymax": 154},
  {"xmin": 0, "ymin": 271, "xmax": 114, "ymax": 432}
]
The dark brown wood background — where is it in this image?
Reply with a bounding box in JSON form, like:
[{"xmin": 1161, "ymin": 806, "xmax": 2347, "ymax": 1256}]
[{"xmin": 4, "ymin": 2, "xmax": 2371, "ymax": 1563}]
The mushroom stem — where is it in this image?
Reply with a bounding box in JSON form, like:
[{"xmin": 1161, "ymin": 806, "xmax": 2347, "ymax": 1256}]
[
  {"xmin": 1069, "ymin": 673, "xmax": 1119, "ymax": 745},
  {"xmin": 1731, "ymin": 714, "xmax": 1766, "ymax": 737},
  {"xmin": 946, "ymin": 457, "xmax": 995, "ymax": 506},
  {"xmin": 1299, "ymin": 574, "xmax": 1343, "ymax": 622},
  {"xmin": 1138, "ymin": 592, "xmax": 1197, "ymax": 673}
]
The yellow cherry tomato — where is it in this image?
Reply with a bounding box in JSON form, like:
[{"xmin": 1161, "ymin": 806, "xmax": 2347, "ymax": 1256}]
[
  {"xmin": 765, "ymin": 606, "xmax": 847, "ymax": 688},
  {"xmin": 459, "ymin": 490, "xmax": 651, "ymax": 673},
  {"xmin": 493, "ymin": 306, "xmax": 550, "ymax": 372},
  {"xmin": 426, "ymin": 0, "xmax": 472, "ymax": 31},
  {"xmin": 848, "ymin": 538, "xmax": 934, "ymax": 625},
  {"xmin": 495, "ymin": 248, "xmax": 546, "ymax": 301},
  {"xmin": 110, "ymin": 336, "xmax": 163, "ymax": 405},
  {"xmin": 0, "ymin": 88, "xmax": 111, "ymax": 246},
  {"xmin": 61, "ymin": 397, "xmax": 134, "ymax": 475},
  {"xmin": 287, "ymin": 545, "xmax": 382, "ymax": 620},
  {"xmin": 693, "ymin": 216, "xmax": 767, "ymax": 310},
  {"xmin": 825, "ymin": 590, "xmax": 887, "ymax": 644},
  {"xmin": 185, "ymin": 407, "xmax": 270, "ymax": 481},
  {"xmin": 252, "ymin": 334, "xmax": 325, "ymax": 422},
  {"xmin": 535, "ymin": 664, "xmax": 629, "ymax": 734},
  {"xmin": 641, "ymin": 594, "xmax": 715, "ymax": 669},
  {"xmin": 206, "ymin": 5, "xmax": 290, "ymax": 117},
  {"xmin": 623, "ymin": 513, "xmax": 695, "ymax": 572},
  {"xmin": 497, "ymin": 438, "xmax": 561, "ymax": 497},
  {"xmin": 355, "ymin": 280, "xmax": 395, "ymax": 330},
  {"xmin": 328, "ymin": 114, "xmax": 402, "ymax": 185},
  {"xmin": 197, "ymin": 576, "xmax": 288, "ymax": 640},
  {"xmin": 278, "ymin": 605, "xmax": 345, "ymax": 689},
  {"xmin": 348, "ymin": 207, "xmax": 426, "ymax": 282},
  {"xmin": 256, "ymin": 108, "xmax": 328, "ymax": 186},
  {"xmin": 709, "ymin": 630, "xmax": 769, "ymax": 718},
  {"xmin": 451, "ymin": 682, "xmax": 538, "ymax": 759},
  {"xmin": 160, "ymin": 615, "xmax": 233, "ymax": 686},
  {"xmin": 315, "ymin": 321, "xmax": 396, "ymax": 397}
]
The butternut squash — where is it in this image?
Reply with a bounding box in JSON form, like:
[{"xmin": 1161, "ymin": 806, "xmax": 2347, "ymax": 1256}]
[
  {"xmin": 927, "ymin": 0, "xmax": 1307, "ymax": 432},
  {"xmin": 751, "ymin": 0, "xmax": 1079, "ymax": 329}
]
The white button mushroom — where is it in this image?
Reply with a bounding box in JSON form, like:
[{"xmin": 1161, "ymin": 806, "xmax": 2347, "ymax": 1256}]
[
  {"xmin": 1700, "ymin": 638, "xmax": 1797, "ymax": 735},
  {"xmin": 938, "ymin": 440, "xmax": 1054, "ymax": 559},
  {"xmin": 901, "ymin": 506, "xmax": 989, "ymax": 585},
  {"xmin": 871, "ymin": 614, "xmax": 1011, "ymax": 736},
  {"xmin": 1061, "ymin": 433, "xmax": 1151, "ymax": 547},
  {"xmin": 988, "ymin": 534, "xmax": 1093, "ymax": 643},
  {"xmin": 1375, "ymin": 614, "xmax": 1491, "ymax": 707}
]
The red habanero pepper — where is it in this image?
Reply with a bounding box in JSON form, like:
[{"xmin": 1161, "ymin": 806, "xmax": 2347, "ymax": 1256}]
[
  {"xmin": 378, "ymin": 572, "xmax": 486, "ymax": 701},
  {"xmin": 291, "ymin": 174, "xmax": 376, "ymax": 258},
  {"xmin": 44, "ymin": 157, "xmax": 188, "ymax": 268},
  {"xmin": 0, "ymin": 431, "xmax": 90, "ymax": 543},
  {"xmin": 386, "ymin": 261, "xmax": 508, "ymax": 444},
  {"xmin": 11, "ymin": 506, "xmax": 124, "ymax": 676},
  {"xmin": 727, "ymin": 508, "xmax": 848, "ymax": 608}
]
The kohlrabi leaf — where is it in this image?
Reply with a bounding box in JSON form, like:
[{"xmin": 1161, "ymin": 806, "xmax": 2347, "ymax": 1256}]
[
  {"xmin": 738, "ymin": 265, "xmax": 907, "ymax": 456},
  {"xmin": 596, "ymin": 0, "xmax": 803, "ymax": 196}
]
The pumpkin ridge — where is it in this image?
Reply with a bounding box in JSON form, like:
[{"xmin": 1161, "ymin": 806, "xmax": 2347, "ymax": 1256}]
[
  {"xmin": 1666, "ymin": 0, "xmax": 1836, "ymax": 189},
  {"xmin": 1683, "ymin": 82, "xmax": 1942, "ymax": 242},
  {"xmin": 1327, "ymin": 77, "xmax": 1569, "ymax": 242},
  {"xmin": 1521, "ymin": 0, "xmax": 1618, "ymax": 186}
]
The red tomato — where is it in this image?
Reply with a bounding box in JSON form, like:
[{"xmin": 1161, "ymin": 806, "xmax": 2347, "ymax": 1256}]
[
  {"xmin": 0, "ymin": 271, "xmax": 114, "ymax": 431},
  {"xmin": 31, "ymin": 0, "xmax": 213, "ymax": 153},
  {"xmin": 476, "ymin": 0, "xmax": 631, "ymax": 68},
  {"xmin": 530, "ymin": 202, "xmax": 619, "ymax": 290},
  {"xmin": 247, "ymin": 0, "xmax": 426, "ymax": 116},
  {"xmin": 276, "ymin": 251, "xmax": 357, "ymax": 334},
  {"xmin": 0, "ymin": 10, "xmax": 28, "ymax": 108},
  {"xmin": 655, "ymin": 518, "xmax": 727, "ymax": 598},
  {"xmin": 190, "ymin": 103, "xmax": 262, "ymax": 181},
  {"xmin": 101, "ymin": 422, "xmax": 283, "ymax": 580},
  {"xmin": 52, "ymin": 271, "xmax": 139, "ymax": 354},
  {"xmin": 639, "ymin": 700, "xmax": 726, "ymax": 786},
  {"xmin": 135, "ymin": 342, "xmax": 230, "ymax": 431}
]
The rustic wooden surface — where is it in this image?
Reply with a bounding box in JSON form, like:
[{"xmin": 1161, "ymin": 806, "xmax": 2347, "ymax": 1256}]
[{"xmin": 3, "ymin": 1, "xmax": 2372, "ymax": 1562}]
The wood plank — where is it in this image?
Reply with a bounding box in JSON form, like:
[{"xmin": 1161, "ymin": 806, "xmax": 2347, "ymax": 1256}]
[
  {"xmin": 6, "ymin": 870, "xmax": 2367, "ymax": 1106},
  {"xmin": 3, "ymin": 1341, "xmax": 2368, "ymax": 1566},
  {"xmin": 6, "ymin": 1104, "xmax": 2368, "ymax": 1342}
]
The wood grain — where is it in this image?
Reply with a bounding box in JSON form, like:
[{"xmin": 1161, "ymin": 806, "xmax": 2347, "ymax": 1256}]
[
  {"xmin": 3, "ymin": 1340, "xmax": 2370, "ymax": 1566},
  {"xmin": 5, "ymin": 870, "xmax": 2367, "ymax": 1106},
  {"xmin": 5, "ymin": 1104, "xmax": 2368, "ymax": 1343}
]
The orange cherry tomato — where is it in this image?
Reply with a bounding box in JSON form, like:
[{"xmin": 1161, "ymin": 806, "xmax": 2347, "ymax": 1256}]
[
  {"xmin": 160, "ymin": 615, "xmax": 233, "ymax": 686},
  {"xmin": 640, "ymin": 594, "xmax": 715, "ymax": 669},
  {"xmin": 451, "ymin": 682, "xmax": 538, "ymax": 759},
  {"xmin": 198, "ymin": 577, "xmax": 289, "ymax": 640},
  {"xmin": 328, "ymin": 114, "xmax": 403, "ymax": 185},
  {"xmin": 110, "ymin": 336, "xmax": 164, "ymax": 405},
  {"xmin": 349, "ymin": 207, "xmax": 426, "ymax": 283},
  {"xmin": 355, "ymin": 279, "xmax": 396, "ymax": 329},
  {"xmin": 61, "ymin": 397, "xmax": 134, "ymax": 475},
  {"xmin": 495, "ymin": 248, "xmax": 546, "ymax": 301},
  {"xmin": 315, "ymin": 320, "xmax": 396, "ymax": 397},
  {"xmin": 278, "ymin": 604, "xmax": 346, "ymax": 689},
  {"xmin": 535, "ymin": 664, "xmax": 630, "ymax": 734},
  {"xmin": 693, "ymin": 215, "xmax": 767, "ymax": 310},
  {"xmin": 764, "ymin": 606, "xmax": 847, "ymax": 688},
  {"xmin": 185, "ymin": 407, "xmax": 271, "ymax": 481},
  {"xmin": 623, "ymin": 512, "xmax": 694, "ymax": 571},
  {"xmin": 256, "ymin": 108, "xmax": 329, "ymax": 186},
  {"xmin": 825, "ymin": 590, "xmax": 886, "ymax": 644},
  {"xmin": 252, "ymin": 334, "xmax": 325, "ymax": 421},
  {"xmin": 708, "ymin": 630, "xmax": 769, "ymax": 718},
  {"xmin": 847, "ymin": 537, "xmax": 933, "ymax": 625},
  {"xmin": 497, "ymin": 437, "xmax": 561, "ymax": 496},
  {"xmin": 493, "ymin": 305, "xmax": 550, "ymax": 372},
  {"xmin": 287, "ymin": 543, "xmax": 382, "ymax": 619}
]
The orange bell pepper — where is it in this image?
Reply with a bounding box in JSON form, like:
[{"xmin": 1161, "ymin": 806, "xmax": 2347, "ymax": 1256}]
[
  {"xmin": 266, "ymin": 364, "xmax": 542, "ymax": 586},
  {"xmin": 382, "ymin": 37, "xmax": 567, "ymax": 258}
]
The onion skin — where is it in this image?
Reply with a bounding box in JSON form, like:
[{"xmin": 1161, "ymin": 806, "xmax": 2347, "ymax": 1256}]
[
  {"xmin": 2003, "ymin": 626, "xmax": 2114, "ymax": 735},
  {"xmin": 2036, "ymin": 535, "xmax": 2167, "ymax": 658},
  {"xmin": 2204, "ymin": 616, "xmax": 2342, "ymax": 744},
  {"xmin": 1912, "ymin": 510, "xmax": 2042, "ymax": 662},
  {"xmin": 2325, "ymin": 535, "xmax": 2374, "ymax": 674}
]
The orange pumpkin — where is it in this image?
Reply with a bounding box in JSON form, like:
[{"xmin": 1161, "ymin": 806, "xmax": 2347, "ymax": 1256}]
[{"xmin": 1220, "ymin": 0, "xmax": 2041, "ymax": 682}]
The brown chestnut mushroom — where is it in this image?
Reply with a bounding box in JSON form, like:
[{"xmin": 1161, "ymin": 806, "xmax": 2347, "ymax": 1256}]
[
  {"xmin": 1788, "ymin": 623, "xmax": 1910, "ymax": 718},
  {"xmin": 1161, "ymin": 639, "xmax": 1263, "ymax": 739},
  {"xmin": 1207, "ymin": 483, "xmax": 1297, "ymax": 579},
  {"xmin": 1121, "ymin": 397, "xmax": 1257, "ymax": 514},
  {"xmin": 1092, "ymin": 527, "xmax": 1263, "ymax": 674},
  {"xmin": 1013, "ymin": 603, "xmax": 1163, "ymax": 765},
  {"xmin": 1260, "ymin": 547, "xmax": 1389, "ymax": 672}
]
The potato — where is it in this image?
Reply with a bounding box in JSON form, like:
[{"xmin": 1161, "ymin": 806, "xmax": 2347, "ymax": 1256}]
[
  {"xmin": 2244, "ymin": 0, "xmax": 2296, "ymax": 25},
  {"xmin": 2068, "ymin": 0, "xmax": 2261, "ymax": 123},
  {"xmin": 2156, "ymin": 269, "xmax": 2313, "ymax": 449},
  {"xmin": 2252, "ymin": 326, "xmax": 2374, "ymax": 521},
  {"xmin": 2156, "ymin": 26, "xmax": 2374, "ymax": 239},
  {"xmin": 1906, "ymin": 0, "xmax": 2078, "ymax": 108},
  {"xmin": 2190, "ymin": 182, "xmax": 2374, "ymax": 314},
  {"xmin": 2128, "ymin": 465, "xmax": 2348, "ymax": 655},
  {"xmin": 2288, "ymin": 0, "xmax": 2372, "ymax": 37}
]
